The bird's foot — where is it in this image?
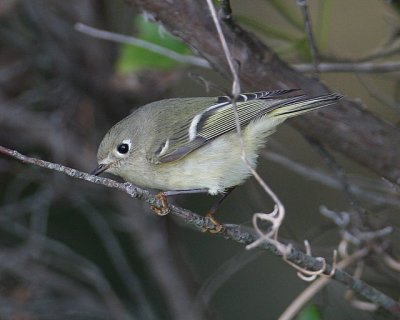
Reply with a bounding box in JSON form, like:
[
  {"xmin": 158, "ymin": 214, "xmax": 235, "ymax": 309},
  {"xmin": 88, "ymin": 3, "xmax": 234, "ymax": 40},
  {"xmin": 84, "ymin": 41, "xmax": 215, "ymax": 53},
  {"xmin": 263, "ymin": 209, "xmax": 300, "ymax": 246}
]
[
  {"xmin": 203, "ymin": 212, "xmax": 224, "ymax": 233},
  {"xmin": 151, "ymin": 192, "xmax": 171, "ymax": 216}
]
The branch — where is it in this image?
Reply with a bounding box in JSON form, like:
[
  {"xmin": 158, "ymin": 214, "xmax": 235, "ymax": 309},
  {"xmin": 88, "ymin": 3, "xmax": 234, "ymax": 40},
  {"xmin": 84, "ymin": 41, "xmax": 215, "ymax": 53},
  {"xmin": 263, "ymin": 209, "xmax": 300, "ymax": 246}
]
[
  {"xmin": 74, "ymin": 23, "xmax": 400, "ymax": 75},
  {"xmin": 297, "ymin": 0, "xmax": 320, "ymax": 70},
  {"xmin": 1, "ymin": 145, "xmax": 400, "ymax": 316},
  {"xmin": 128, "ymin": 0, "xmax": 400, "ymax": 186},
  {"xmin": 279, "ymin": 248, "xmax": 369, "ymax": 320},
  {"xmin": 74, "ymin": 23, "xmax": 211, "ymax": 69},
  {"xmin": 295, "ymin": 61, "xmax": 400, "ymax": 73}
]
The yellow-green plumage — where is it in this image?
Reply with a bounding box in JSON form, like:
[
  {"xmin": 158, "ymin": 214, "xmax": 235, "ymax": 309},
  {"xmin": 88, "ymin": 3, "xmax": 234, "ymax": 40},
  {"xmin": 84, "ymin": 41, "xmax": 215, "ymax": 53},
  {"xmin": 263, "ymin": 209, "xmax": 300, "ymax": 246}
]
[{"xmin": 95, "ymin": 90, "xmax": 341, "ymax": 194}]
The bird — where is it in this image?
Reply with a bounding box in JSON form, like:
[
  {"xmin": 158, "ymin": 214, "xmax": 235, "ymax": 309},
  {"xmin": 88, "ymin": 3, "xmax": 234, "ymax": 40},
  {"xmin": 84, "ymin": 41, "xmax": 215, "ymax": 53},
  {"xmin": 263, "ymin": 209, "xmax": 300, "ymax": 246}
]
[{"xmin": 92, "ymin": 89, "xmax": 341, "ymax": 223}]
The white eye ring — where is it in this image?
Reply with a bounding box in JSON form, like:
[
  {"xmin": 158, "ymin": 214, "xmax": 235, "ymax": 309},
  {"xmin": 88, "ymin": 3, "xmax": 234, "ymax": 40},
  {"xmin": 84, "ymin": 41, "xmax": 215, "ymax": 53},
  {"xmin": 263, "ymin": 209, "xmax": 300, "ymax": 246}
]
[{"xmin": 115, "ymin": 139, "xmax": 132, "ymax": 156}]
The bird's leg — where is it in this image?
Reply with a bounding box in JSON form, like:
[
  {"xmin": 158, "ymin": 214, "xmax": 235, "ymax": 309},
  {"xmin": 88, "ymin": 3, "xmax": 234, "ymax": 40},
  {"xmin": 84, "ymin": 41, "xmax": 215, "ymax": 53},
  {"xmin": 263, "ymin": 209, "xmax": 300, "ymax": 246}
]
[
  {"xmin": 151, "ymin": 188, "xmax": 234, "ymax": 234},
  {"xmin": 151, "ymin": 189, "xmax": 209, "ymax": 216},
  {"xmin": 206, "ymin": 187, "xmax": 236, "ymax": 233}
]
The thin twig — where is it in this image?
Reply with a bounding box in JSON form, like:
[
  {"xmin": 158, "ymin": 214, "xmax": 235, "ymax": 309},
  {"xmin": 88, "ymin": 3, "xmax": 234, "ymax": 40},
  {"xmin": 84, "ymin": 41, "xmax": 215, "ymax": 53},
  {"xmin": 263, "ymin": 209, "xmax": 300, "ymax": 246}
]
[
  {"xmin": 356, "ymin": 74, "xmax": 400, "ymax": 114},
  {"xmin": 269, "ymin": 0, "xmax": 303, "ymax": 30},
  {"xmin": 206, "ymin": 0, "xmax": 286, "ymax": 253},
  {"xmin": 307, "ymin": 138, "xmax": 365, "ymax": 218},
  {"xmin": 263, "ymin": 150, "xmax": 400, "ymax": 207},
  {"xmin": 74, "ymin": 23, "xmax": 211, "ymax": 68},
  {"xmin": 294, "ymin": 61, "xmax": 400, "ymax": 73},
  {"xmin": 297, "ymin": 0, "xmax": 319, "ymax": 71},
  {"xmin": 0, "ymin": 218, "xmax": 133, "ymax": 320},
  {"xmin": 345, "ymin": 261, "xmax": 378, "ymax": 312},
  {"xmin": 383, "ymin": 253, "xmax": 400, "ymax": 272},
  {"xmin": 187, "ymin": 71, "xmax": 227, "ymax": 94},
  {"xmin": 205, "ymin": 0, "xmax": 240, "ymax": 96},
  {"xmin": 278, "ymin": 248, "xmax": 369, "ymax": 320},
  {"xmin": 73, "ymin": 197, "xmax": 155, "ymax": 319},
  {"xmin": 191, "ymin": 251, "xmax": 261, "ymax": 318}
]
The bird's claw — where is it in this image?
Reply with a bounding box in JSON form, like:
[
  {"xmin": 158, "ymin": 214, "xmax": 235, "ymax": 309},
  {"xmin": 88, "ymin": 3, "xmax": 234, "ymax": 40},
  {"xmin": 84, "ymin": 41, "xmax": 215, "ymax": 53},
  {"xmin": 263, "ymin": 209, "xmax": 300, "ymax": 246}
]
[
  {"xmin": 151, "ymin": 192, "xmax": 171, "ymax": 216},
  {"xmin": 151, "ymin": 193, "xmax": 223, "ymax": 234},
  {"xmin": 203, "ymin": 212, "xmax": 224, "ymax": 233}
]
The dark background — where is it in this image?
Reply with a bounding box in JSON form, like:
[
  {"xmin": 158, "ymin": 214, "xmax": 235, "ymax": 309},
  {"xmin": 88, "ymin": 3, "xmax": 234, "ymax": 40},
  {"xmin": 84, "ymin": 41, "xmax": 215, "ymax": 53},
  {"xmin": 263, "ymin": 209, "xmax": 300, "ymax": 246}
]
[{"xmin": 0, "ymin": 0, "xmax": 399, "ymax": 319}]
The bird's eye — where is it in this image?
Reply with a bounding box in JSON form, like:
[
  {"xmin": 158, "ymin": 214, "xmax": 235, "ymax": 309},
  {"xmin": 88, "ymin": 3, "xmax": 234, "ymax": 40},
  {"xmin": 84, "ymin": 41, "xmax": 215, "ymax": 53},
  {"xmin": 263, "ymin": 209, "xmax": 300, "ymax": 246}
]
[{"xmin": 117, "ymin": 143, "xmax": 130, "ymax": 154}]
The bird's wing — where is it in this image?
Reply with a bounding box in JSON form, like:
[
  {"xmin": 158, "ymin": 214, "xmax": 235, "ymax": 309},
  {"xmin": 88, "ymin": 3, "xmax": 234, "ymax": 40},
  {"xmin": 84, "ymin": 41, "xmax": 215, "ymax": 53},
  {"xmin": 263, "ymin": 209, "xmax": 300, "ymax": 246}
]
[{"xmin": 151, "ymin": 89, "xmax": 339, "ymax": 163}]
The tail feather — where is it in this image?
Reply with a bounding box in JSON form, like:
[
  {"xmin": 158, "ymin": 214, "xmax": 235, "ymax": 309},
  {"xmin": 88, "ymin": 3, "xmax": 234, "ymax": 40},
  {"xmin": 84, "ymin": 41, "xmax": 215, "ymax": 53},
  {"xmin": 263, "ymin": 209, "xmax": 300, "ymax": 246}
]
[{"xmin": 268, "ymin": 93, "xmax": 342, "ymax": 119}]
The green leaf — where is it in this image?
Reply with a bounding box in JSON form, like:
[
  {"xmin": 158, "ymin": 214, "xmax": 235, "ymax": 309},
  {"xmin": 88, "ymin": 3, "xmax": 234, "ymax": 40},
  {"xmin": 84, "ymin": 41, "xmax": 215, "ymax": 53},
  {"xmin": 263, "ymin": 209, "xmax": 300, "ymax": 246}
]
[
  {"xmin": 116, "ymin": 15, "xmax": 190, "ymax": 73},
  {"xmin": 317, "ymin": 0, "xmax": 333, "ymax": 51},
  {"xmin": 296, "ymin": 304, "xmax": 322, "ymax": 320},
  {"xmin": 276, "ymin": 37, "xmax": 311, "ymax": 61},
  {"xmin": 294, "ymin": 37, "xmax": 313, "ymax": 61}
]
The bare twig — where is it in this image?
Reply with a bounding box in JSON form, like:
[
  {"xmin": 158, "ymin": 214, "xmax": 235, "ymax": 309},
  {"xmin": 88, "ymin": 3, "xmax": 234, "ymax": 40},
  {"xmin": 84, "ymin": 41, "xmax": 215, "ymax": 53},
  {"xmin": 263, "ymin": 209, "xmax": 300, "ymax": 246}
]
[
  {"xmin": 296, "ymin": 241, "xmax": 326, "ymax": 281},
  {"xmin": 307, "ymin": 138, "xmax": 365, "ymax": 218},
  {"xmin": 356, "ymin": 74, "xmax": 400, "ymax": 113},
  {"xmin": 269, "ymin": 0, "xmax": 303, "ymax": 30},
  {"xmin": 205, "ymin": 0, "xmax": 240, "ymax": 95},
  {"xmin": 320, "ymin": 206, "xmax": 350, "ymax": 228},
  {"xmin": 206, "ymin": 0, "xmax": 286, "ymax": 252},
  {"xmin": 294, "ymin": 61, "xmax": 400, "ymax": 73},
  {"xmin": 278, "ymin": 248, "xmax": 369, "ymax": 320},
  {"xmin": 2, "ymin": 146, "xmax": 400, "ymax": 316},
  {"xmin": 0, "ymin": 219, "xmax": 133, "ymax": 320},
  {"xmin": 263, "ymin": 150, "xmax": 400, "ymax": 207},
  {"xmin": 296, "ymin": 0, "xmax": 319, "ymax": 70},
  {"xmin": 192, "ymin": 250, "xmax": 261, "ymax": 318},
  {"xmin": 74, "ymin": 23, "xmax": 211, "ymax": 68},
  {"xmin": 345, "ymin": 261, "xmax": 379, "ymax": 312},
  {"xmin": 383, "ymin": 253, "xmax": 400, "ymax": 272},
  {"xmin": 187, "ymin": 71, "xmax": 227, "ymax": 94},
  {"xmin": 72, "ymin": 197, "xmax": 155, "ymax": 319},
  {"xmin": 114, "ymin": 196, "xmax": 198, "ymax": 320}
]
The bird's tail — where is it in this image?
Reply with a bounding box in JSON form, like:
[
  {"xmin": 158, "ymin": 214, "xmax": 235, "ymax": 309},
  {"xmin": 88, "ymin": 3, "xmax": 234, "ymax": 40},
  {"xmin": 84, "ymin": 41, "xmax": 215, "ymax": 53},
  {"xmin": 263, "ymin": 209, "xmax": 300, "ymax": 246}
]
[{"xmin": 268, "ymin": 93, "xmax": 342, "ymax": 119}]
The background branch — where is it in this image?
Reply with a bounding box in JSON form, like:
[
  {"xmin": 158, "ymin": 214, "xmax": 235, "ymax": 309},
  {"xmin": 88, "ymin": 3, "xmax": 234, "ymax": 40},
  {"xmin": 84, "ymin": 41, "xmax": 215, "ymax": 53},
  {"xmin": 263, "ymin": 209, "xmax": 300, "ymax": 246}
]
[{"xmin": 295, "ymin": 61, "xmax": 400, "ymax": 73}]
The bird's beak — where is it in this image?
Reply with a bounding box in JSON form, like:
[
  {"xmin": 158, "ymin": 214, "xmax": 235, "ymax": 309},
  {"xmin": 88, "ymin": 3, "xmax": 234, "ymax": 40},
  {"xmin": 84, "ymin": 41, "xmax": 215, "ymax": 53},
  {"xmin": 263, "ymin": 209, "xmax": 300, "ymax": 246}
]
[{"xmin": 91, "ymin": 163, "xmax": 110, "ymax": 176}]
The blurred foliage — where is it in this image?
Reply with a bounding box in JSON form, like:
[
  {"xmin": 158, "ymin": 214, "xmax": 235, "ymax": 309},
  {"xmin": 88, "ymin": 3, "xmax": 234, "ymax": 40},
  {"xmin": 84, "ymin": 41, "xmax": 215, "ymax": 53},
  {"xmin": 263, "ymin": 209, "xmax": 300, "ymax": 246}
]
[
  {"xmin": 236, "ymin": 0, "xmax": 334, "ymax": 60},
  {"xmin": 233, "ymin": 9, "xmax": 314, "ymax": 64},
  {"xmin": 116, "ymin": 15, "xmax": 190, "ymax": 73},
  {"xmin": 267, "ymin": 0, "xmax": 303, "ymax": 30},
  {"xmin": 296, "ymin": 304, "xmax": 322, "ymax": 320}
]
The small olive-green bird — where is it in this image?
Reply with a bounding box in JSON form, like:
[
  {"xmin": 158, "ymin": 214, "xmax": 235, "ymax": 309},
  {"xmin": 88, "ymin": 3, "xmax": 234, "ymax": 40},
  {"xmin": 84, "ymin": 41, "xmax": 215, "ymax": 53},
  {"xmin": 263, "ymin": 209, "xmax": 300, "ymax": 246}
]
[{"xmin": 93, "ymin": 90, "xmax": 341, "ymax": 201}]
